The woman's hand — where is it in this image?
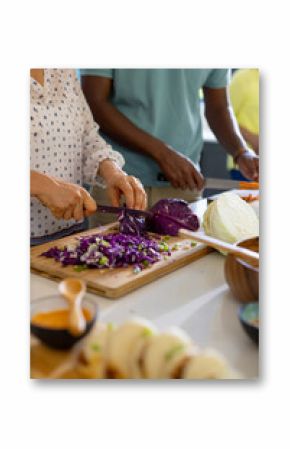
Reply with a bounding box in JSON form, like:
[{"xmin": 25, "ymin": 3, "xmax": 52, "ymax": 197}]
[
  {"xmin": 236, "ymin": 150, "xmax": 259, "ymax": 181},
  {"xmin": 31, "ymin": 171, "xmax": 96, "ymax": 220},
  {"xmin": 99, "ymin": 160, "xmax": 147, "ymax": 210}
]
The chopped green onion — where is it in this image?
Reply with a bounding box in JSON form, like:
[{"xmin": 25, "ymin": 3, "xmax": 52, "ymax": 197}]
[
  {"xmin": 107, "ymin": 322, "xmax": 114, "ymax": 331},
  {"xmin": 142, "ymin": 327, "xmax": 153, "ymax": 337},
  {"xmin": 91, "ymin": 343, "xmax": 101, "ymax": 352},
  {"xmin": 191, "ymin": 241, "xmax": 197, "ymax": 247},
  {"xmin": 100, "ymin": 239, "xmax": 110, "ymax": 247},
  {"xmin": 162, "ymin": 235, "xmax": 170, "ymax": 242},
  {"xmin": 99, "ymin": 256, "xmax": 109, "ymax": 266},
  {"xmin": 89, "ymin": 243, "xmax": 98, "ymax": 249},
  {"xmin": 158, "ymin": 242, "xmax": 169, "ymax": 252},
  {"xmin": 164, "ymin": 344, "xmax": 184, "ymax": 361}
]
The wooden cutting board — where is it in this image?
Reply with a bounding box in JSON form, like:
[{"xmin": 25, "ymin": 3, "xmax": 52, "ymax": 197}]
[{"xmin": 31, "ymin": 223, "xmax": 212, "ymax": 298}]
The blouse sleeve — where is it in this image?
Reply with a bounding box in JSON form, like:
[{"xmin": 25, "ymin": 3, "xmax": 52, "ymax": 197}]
[{"xmin": 72, "ymin": 72, "xmax": 125, "ymax": 187}]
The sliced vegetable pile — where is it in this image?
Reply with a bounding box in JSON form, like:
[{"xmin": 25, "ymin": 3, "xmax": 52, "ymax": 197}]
[
  {"xmin": 42, "ymin": 233, "xmax": 171, "ymax": 272},
  {"xmin": 41, "ymin": 198, "xmax": 200, "ymax": 271}
]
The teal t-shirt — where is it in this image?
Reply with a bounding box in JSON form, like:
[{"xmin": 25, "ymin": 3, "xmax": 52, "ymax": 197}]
[{"xmin": 80, "ymin": 69, "xmax": 230, "ymax": 186}]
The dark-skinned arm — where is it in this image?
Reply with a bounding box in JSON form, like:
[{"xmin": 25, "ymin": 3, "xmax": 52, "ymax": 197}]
[
  {"xmin": 81, "ymin": 75, "xmax": 204, "ymax": 190},
  {"xmin": 203, "ymin": 86, "xmax": 259, "ymax": 181},
  {"xmin": 239, "ymin": 126, "xmax": 259, "ymax": 154}
]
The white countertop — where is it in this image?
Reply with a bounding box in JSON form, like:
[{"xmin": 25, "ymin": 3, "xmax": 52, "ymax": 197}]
[{"xmin": 31, "ymin": 249, "xmax": 259, "ymax": 379}]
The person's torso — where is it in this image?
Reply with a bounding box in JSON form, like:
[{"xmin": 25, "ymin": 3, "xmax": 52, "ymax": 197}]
[
  {"xmin": 30, "ymin": 69, "xmax": 85, "ymax": 238},
  {"xmin": 102, "ymin": 69, "xmax": 214, "ymax": 186},
  {"xmin": 230, "ymin": 69, "xmax": 259, "ymax": 134},
  {"xmin": 227, "ymin": 69, "xmax": 259, "ymax": 172}
]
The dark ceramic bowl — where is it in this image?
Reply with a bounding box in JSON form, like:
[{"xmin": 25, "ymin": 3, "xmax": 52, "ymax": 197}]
[
  {"xmin": 30, "ymin": 294, "xmax": 98, "ymax": 350},
  {"xmin": 238, "ymin": 302, "xmax": 259, "ymax": 344}
]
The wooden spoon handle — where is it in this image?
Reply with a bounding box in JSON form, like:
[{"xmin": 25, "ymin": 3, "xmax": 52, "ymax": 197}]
[
  {"xmin": 68, "ymin": 296, "xmax": 86, "ymax": 336},
  {"xmin": 179, "ymin": 229, "xmax": 259, "ymax": 266}
]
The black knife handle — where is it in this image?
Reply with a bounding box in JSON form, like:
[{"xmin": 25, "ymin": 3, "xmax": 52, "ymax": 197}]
[{"xmin": 157, "ymin": 172, "xmax": 168, "ymax": 182}]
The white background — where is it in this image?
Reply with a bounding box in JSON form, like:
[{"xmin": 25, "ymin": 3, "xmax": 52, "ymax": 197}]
[{"xmin": 0, "ymin": 0, "xmax": 289, "ymax": 448}]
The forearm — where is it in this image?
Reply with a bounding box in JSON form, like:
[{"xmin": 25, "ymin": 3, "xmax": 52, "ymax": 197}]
[
  {"xmin": 30, "ymin": 170, "xmax": 55, "ymax": 196},
  {"xmin": 239, "ymin": 126, "xmax": 259, "ymax": 154},
  {"xmin": 203, "ymin": 87, "xmax": 250, "ymax": 160},
  {"xmin": 205, "ymin": 103, "xmax": 248, "ymax": 158},
  {"xmin": 81, "ymin": 76, "xmax": 169, "ymax": 163},
  {"xmin": 86, "ymin": 99, "xmax": 166, "ymax": 163}
]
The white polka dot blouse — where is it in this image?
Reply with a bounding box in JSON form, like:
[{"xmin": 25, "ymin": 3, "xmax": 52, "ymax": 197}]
[{"xmin": 30, "ymin": 69, "xmax": 124, "ymax": 238}]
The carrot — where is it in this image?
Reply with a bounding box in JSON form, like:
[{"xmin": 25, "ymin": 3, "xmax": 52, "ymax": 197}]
[
  {"xmin": 239, "ymin": 181, "xmax": 259, "ymax": 190},
  {"xmin": 241, "ymin": 194, "xmax": 259, "ymax": 203}
]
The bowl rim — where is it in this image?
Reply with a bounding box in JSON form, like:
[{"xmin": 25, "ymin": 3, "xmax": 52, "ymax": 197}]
[
  {"xmin": 235, "ymin": 236, "xmax": 259, "ymax": 272},
  {"xmin": 30, "ymin": 294, "xmax": 98, "ymax": 332}
]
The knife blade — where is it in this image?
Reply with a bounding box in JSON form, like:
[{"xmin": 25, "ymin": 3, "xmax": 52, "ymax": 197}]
[
  {"xmin": 97, "ymin": 204, "xmax": 151, "ymax": 217},
  {"xmin": 204, "ymin": 177, "xmax": 241, "ymax": 190},
  {"xmin": 157, "ymin": 172, "xmax": 242, "ymax": 190}
]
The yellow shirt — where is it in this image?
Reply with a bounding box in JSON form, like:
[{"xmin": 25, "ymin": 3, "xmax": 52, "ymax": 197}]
[
  {"xmin": 230, "ymin": 68, "xmax": 259, "ymax": 134},
  {"xmin": 228, "ymin": 69, "xmax": 259, "ymax": 169}
]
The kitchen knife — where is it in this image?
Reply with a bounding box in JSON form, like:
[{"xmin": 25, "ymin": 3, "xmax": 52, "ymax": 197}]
[
  {"xmin": 204, "ymin": 177, "xmax": 242, "ymax": 190},
  {"xmin": 97, "ymin": 204, "xmax": 151, "ymax": 217},
  {"xmin": 157, "ymin": 172, "xmax": 251, "ymax": 190}
]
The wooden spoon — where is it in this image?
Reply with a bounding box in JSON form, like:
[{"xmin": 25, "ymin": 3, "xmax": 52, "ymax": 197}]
[
  {"xmin": 179, "ymin": 229, "xmax": 259, "ymax": 267},
  {"xmin": 59, "ymin": 278, "xmax": 87, "ymax": 336}
]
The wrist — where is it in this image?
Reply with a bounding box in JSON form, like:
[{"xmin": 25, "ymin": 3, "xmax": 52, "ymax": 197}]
[
  {"xmin": 153, "ymin": 141, "xmax": 172, "ymax": 163},
  {"xmin": 99, "ymin": 159, "xmax": 123, "ymax": 181},
  {"xmin": 233, "ymin": 147, "xmax": 248, "ymax": 164}
]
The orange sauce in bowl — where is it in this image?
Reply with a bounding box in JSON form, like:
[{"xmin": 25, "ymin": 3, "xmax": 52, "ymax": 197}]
[{"xmin": 31, "ymin": 308, "xmax": 92, "ymax": 329}]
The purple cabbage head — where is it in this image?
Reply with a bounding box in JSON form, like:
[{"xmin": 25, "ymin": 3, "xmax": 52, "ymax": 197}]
[{"xmin": 148, "ymin": 198, "xmax": 199, "ymax": 236}]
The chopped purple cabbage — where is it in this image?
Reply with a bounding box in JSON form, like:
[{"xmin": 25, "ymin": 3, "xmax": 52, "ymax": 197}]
[
  {"xmin": 41, "ymin": 198, "xmax": 199, "ymax": 270},
  {"xmin": 119, "ymin": 209, "xmax": 147, "ymax": 236},
  {"xmin": 41, "ymin": 232, "xmax": 171, "ymax": 271}
]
